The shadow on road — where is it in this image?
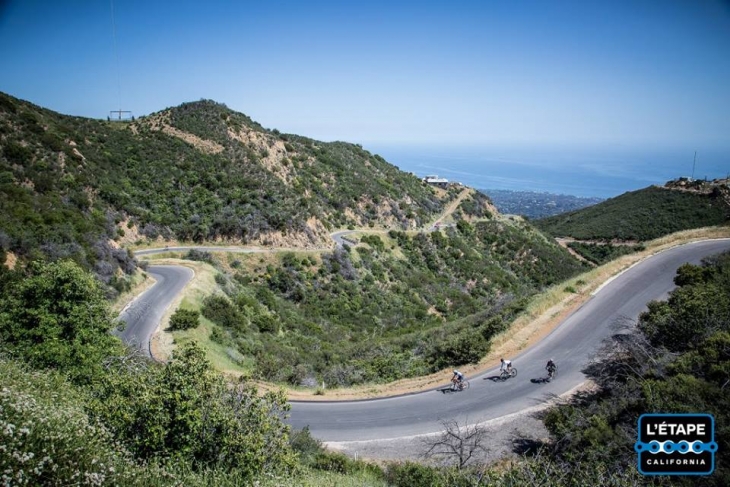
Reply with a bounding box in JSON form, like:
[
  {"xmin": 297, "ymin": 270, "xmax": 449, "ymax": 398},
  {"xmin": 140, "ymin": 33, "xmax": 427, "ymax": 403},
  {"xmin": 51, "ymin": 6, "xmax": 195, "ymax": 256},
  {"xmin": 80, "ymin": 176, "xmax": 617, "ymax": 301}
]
[
  {"xmin": 484, "ymin": 375, "xmax": 505, "ymax": 382},
  {"xmin": 530, "ymin": 377, "xmax": 552, "ymax": 384},
  {"xmin": 438, "ymin": 386, "xmax": 463, "ymax": 394}
]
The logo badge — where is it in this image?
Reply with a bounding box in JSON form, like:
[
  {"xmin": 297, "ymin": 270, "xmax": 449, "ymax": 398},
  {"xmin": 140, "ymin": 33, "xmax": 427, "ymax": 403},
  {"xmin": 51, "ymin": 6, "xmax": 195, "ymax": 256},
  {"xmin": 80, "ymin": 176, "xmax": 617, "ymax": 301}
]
[{"xmin": 635, "ymin": 414, "xmax": 716, "ymax": 476}]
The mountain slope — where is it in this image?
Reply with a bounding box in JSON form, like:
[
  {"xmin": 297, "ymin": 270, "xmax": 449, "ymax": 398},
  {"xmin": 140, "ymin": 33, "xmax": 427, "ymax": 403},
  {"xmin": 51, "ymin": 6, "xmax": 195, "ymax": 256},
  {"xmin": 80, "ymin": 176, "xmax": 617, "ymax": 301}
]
[
  {"xmin": 0, "ymin": 93, "xmax": 459, "ymax": 285},
  {"xmin": 534, "ymin": 183, "xmax": 730, "ymax": 241}
]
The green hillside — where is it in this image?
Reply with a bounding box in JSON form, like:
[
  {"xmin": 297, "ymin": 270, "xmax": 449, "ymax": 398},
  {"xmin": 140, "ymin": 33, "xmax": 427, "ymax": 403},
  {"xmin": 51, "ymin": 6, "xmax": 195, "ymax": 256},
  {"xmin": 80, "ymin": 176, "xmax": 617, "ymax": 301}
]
[
  {"xmin": 0, "ymin": 92, "xmax": 452, "ymax": 292},
  {"xmin": 184, "ymin": 219, "xmax": 586, "ymax": 386},
  {"xmin": 535, "ymin": 185, "xmax": 730, "ymax": 241}
]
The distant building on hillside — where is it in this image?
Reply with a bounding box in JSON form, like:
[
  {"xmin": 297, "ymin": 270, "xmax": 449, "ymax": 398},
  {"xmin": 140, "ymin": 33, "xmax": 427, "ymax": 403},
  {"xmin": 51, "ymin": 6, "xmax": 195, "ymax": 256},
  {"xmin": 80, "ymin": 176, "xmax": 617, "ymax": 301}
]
[{"xmin": 423, "ymin": 175, "xmax": 449, "ymax": 188}]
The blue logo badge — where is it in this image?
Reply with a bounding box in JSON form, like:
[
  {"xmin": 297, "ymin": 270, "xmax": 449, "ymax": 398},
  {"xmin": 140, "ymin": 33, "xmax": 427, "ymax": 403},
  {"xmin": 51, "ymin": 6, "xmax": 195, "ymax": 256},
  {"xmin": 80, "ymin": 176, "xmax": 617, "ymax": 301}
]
[{"xmin": 635, "ymin": 413, "xmax": 716, "ymax": 475}]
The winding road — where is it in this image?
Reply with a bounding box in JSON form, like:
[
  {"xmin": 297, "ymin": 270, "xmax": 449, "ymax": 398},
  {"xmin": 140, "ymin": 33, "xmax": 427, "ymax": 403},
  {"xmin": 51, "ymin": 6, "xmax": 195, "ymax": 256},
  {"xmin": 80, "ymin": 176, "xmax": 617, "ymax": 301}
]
[
  {"xmin": 120, "ymin": 239, "xmax": 730, "ymax": 442},
  {"xmin": 115, "ymin": 265, "xmax": 194, "ymax": 357}
]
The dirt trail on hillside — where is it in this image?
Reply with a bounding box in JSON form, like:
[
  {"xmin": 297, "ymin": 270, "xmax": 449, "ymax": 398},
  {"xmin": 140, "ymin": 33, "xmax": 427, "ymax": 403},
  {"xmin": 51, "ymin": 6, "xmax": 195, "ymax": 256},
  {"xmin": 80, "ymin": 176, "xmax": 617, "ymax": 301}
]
[{"xmin": 428, "ymin": 188, "xmax": 472, "ymax": 229}]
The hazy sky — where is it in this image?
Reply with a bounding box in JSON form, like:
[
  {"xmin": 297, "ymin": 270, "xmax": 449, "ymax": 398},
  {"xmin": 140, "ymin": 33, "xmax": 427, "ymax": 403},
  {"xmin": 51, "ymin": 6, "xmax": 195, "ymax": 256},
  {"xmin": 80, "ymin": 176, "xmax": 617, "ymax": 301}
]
[{"xmin": 1, "ymin": 0, "xmax": 729, "ymax": 150}]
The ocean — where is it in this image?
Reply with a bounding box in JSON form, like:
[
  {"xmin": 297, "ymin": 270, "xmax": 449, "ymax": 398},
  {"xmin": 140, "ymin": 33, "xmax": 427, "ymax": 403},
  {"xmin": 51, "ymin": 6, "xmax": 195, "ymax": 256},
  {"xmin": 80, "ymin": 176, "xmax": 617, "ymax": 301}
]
[{"xmin": 365, "ymin": 144, "xmax": 730, "ymax": 199}]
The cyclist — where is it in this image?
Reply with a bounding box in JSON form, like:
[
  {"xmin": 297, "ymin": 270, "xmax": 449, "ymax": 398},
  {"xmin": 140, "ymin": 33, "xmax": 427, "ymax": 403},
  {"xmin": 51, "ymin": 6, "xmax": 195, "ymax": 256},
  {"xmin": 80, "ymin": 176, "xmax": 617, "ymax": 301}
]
[
  {"xmin": 500, "ymin": 358, "xmax": 513, "ymax": 375},
  {"xmin": 546, "ymin": 359, "xmax": 557, "ymax": 380},
  {"xmin": 452, "ymin": 369, "xmax": 464, "ymax": 389}
]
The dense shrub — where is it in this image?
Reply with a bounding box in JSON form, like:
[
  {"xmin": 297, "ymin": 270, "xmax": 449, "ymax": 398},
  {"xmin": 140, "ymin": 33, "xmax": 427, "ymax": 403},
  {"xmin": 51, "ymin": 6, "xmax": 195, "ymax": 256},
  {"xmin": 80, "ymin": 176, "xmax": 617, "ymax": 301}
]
[
  {"xmin": 89, "ymin": 343, "xmax": 298, "ymax": 479},
  {"xmin": 538, "ymin": 251, "xmax": 730, "ymax": 486},
  {"xmin": 0, "ymin": 357, "xmax": 135, "ymax": 486},
  {"xmin": 429, "ymin": 332, "xmax": 490, "ymax": 370},
  {"xmin": 385, "ymin": 462, "xmax": 446, "ymax": 487},
  {"xmin": 567, "ymin": 242, "xmax": 643, "ymax": 265},
  {"xmin": 168, "ymin": 308, "xmax": 200, "ymax": 330},
  {"xmin": 201, "ymin": 218, "xmax": 583, "ymax": 386},
  {"xmin": 0, "ymin": 260, "xmax": 121, "ymax": 384},
  {"xmin": 201, "ymin": 294, "xmax": 245, "ymax": 330},
  {"xmin": 289, "ymin": 426, "xmax": 324, "ymax": 466}
]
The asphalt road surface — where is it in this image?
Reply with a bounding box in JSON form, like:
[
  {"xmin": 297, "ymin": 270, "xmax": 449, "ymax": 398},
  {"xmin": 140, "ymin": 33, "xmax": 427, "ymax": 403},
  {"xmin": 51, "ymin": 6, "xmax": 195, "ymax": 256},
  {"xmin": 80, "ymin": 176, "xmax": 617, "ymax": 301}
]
[
  {"xmin": 288, "ymin": 239, "xmax": 730, "ymax": 441},
  {"xmin": 133, "ymin": 246, "xmax": 268, "ymax": 256},
  {"xmin": 120, "ymin": 240, "xmax": 730, "ymax": 441},
  {"xmin": 115, "ymin": 265, "xmax": 194, "ymax": 357}
]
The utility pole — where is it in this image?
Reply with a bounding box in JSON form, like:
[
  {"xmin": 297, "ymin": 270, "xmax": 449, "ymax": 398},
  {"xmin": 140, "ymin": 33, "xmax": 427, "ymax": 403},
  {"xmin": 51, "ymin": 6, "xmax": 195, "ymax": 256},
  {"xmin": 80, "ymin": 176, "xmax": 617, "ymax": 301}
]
[
  {"xmin": 109, "ymin": 110, "xmax": 132, "ymax": 121},
  {"xmin": 691, "ymin": 151, "xmax": 697, "ymax": 180}
]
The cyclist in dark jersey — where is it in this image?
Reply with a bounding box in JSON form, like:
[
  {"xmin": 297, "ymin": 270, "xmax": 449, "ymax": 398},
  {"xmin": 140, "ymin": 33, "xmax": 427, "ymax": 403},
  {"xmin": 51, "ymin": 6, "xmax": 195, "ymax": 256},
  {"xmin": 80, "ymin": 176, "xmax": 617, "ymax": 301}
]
[{"xmin": 546, "ymin": 359, "xmax": 557, "ymax": 380}]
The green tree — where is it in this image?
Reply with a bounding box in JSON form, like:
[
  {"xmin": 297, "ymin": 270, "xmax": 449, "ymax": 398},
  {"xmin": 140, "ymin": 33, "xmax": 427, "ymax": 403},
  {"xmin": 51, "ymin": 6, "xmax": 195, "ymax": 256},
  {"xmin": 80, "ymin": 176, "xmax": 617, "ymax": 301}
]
[{"xmin": 0, "ymin": 260, "xmax": 120, "ymax": 384}]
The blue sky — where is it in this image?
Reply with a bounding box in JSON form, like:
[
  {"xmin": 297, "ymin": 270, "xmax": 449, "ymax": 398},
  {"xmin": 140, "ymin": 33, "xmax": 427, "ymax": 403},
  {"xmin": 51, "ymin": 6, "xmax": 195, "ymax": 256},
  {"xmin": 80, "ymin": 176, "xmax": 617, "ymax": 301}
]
[{"xmin": 1, "ymin": 0, "xmax": 729, "ymax": 152}]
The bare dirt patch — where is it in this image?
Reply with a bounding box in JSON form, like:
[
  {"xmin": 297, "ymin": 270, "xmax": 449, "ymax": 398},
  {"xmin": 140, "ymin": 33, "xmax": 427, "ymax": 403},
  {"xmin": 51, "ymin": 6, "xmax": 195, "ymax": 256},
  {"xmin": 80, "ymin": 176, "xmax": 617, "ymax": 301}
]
[
  {"xmin": 137, "ymin": 111, "xmax": 224, "ymax": 154},
  {"xmin": 227, "ymin": 127, "xmax": 295, "ymax": 184},
  {"xmin": 161, "ymin": 125, "xmax": 224, "ymax": 154},
  {"xmin": 115, "ymin": 218, "xmax": 144, "ymax": 247},
  {"xmin": 248, "ymin": 219, "xmax": 333, "ymax": 249},
  {"xmin": 429, "ymin": 188, "xmax": 471, "ymax": 227},
  {"xmin": 3, "ymin": 251, "xmax": 17, "ymax": 270}
]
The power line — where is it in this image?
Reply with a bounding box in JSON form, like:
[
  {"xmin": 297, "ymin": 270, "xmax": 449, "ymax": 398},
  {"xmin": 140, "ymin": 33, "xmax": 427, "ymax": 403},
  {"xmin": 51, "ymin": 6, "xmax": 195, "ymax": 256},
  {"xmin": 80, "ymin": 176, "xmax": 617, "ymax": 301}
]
[{"xmin": 109, "ymin": 0, "xmax": 132, "ymax": 120}]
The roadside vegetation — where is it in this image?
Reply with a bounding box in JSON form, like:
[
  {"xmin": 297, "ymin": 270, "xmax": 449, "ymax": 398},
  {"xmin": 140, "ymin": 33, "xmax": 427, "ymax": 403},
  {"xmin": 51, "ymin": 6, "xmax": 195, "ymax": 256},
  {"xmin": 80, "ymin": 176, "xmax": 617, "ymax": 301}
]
[
  {"xmin": 532, "ymin": 250, "xmax": 730, "ymax": 487},
  {"xmin": 0, "ymin": 260, "xmax": 296, "ymax": 485},
  {"xmin": 3, "ymin": 251, "xmax": 728, "ymax": 485}
]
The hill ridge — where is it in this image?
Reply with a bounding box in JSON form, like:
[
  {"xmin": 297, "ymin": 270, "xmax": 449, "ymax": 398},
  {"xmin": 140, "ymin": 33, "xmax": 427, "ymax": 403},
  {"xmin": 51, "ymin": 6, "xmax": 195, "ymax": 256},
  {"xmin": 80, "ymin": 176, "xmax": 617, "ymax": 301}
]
[
  {"xmin": 0, "ymin": 91, "xmax": 491, "ymax": 287},
  {"xmin": 535, "ymin": 181, "xmax": 730, "ymax": 242}
]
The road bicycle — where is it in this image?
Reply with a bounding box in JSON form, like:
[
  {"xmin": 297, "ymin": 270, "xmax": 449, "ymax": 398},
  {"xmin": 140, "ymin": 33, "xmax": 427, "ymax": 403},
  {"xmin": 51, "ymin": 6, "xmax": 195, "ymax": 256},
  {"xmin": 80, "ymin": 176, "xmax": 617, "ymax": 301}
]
[
  {"xmin": 499, "ymin": 367, "xmax": 518, "ymax": 380},
  {"xmin": 451, "ymin": 378, "xmax": 470, "ymax": 391},
  {"xmin": 546, "ymin": 365, "xmax": 558, "ymax": 382}
]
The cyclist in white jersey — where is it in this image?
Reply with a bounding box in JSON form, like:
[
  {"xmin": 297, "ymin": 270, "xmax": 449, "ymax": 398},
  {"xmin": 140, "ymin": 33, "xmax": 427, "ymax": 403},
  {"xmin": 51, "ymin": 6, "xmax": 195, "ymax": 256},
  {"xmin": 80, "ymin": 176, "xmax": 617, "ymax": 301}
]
[
  {"xmin": 452, "ymin": 369, "xmax": 464, "ymax": 388},
  {"xmin": 500, "ymin": 358, "xmax": 512, "ymax": 373}
]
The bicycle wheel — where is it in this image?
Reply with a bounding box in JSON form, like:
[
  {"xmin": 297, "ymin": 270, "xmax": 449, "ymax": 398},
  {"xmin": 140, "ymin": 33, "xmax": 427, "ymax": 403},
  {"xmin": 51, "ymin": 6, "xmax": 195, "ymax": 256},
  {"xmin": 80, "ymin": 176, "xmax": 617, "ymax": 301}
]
[
  {"xmin": 510, "ymin": 367, "xmax": 518, "ymax": 378},
  {"xmin": 460, "ymin": 379, "xmax": 470, "ymax": 391}
]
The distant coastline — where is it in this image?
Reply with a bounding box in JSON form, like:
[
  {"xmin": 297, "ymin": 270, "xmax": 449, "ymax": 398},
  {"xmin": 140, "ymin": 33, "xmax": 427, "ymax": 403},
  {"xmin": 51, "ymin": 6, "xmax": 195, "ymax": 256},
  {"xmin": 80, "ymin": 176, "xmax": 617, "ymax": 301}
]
[
  {"xmin": 366, "ymin": 144, "xmax": 730, "ymax": 199},
  {"xmin": 479, "ymin": 189, "xmax": 603, "ymax": 219}
]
